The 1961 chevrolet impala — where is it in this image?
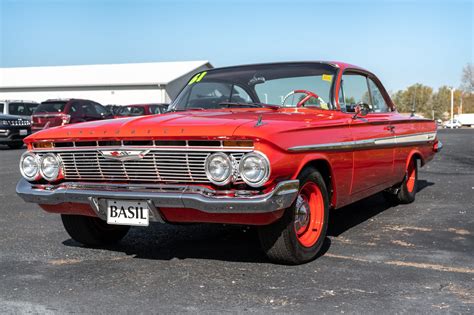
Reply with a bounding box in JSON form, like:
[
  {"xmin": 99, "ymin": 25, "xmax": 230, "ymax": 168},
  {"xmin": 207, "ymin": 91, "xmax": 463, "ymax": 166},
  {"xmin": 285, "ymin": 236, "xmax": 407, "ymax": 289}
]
[{"xmin": 16, "ymin": 62, "xmax": 441, "ymax": 264}]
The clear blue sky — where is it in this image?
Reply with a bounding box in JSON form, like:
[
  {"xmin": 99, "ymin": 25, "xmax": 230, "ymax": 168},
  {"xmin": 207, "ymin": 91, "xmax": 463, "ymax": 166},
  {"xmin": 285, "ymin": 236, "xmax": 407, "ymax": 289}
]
[{"xmin": 1, "ymin": 0, "xmax": 472, "ymax": 91}]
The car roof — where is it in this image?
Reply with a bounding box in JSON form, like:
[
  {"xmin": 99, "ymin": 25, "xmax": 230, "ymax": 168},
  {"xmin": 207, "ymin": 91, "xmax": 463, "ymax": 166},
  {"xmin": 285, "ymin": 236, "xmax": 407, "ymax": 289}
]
[
  {"xmin": 0, "ymin": 100, "xmax": 38, "ymax": 103},
  {"xmin": 207, "ymin": 61, "xmax": 368, "ymax": 72},
  {"xmin": 126, "ymin": 103, "xmax": 168, "ymax": 107},
  {"xmin": 42, "ymin": 98, "xmax": 94, "ymax": 103}
]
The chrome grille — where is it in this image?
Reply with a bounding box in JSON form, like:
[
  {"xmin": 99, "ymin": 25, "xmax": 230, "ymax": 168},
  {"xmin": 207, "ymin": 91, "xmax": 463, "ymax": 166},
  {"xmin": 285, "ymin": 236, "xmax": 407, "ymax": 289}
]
[
  {"xmin": 3, "ymin": 119, "xmax": 30, "ymax": 126},
  {"xmin": 57, "ymin": 150, "xmax": 245, "ymax": 183}
]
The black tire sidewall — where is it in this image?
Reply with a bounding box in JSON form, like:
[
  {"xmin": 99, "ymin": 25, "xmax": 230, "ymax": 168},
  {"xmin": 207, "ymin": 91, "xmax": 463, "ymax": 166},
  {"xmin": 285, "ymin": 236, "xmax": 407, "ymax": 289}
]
[
  {"xmin": 398, "ymin": 159, "xmax": 418, "ymax": 203},
  {"xmin": 283, "ymin": 168, "xmax": 330, "ymax": 263},
  {"xmin": 61, "ymin": 214, "xmax": 130, "ymax": 246}
]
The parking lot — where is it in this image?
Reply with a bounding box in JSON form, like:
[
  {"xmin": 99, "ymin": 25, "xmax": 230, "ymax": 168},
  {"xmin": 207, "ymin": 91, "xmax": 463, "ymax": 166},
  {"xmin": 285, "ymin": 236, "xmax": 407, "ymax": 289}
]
[{"xmin": 0, "ymin": 129, "xmax": 472, "ymax": 313}]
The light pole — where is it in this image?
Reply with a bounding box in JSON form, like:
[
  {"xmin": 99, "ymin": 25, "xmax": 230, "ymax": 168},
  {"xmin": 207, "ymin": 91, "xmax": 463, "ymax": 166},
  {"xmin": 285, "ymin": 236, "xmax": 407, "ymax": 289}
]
[{"xmin": 448, "ymin": 87, "xmax": 455, "ymax": 129}]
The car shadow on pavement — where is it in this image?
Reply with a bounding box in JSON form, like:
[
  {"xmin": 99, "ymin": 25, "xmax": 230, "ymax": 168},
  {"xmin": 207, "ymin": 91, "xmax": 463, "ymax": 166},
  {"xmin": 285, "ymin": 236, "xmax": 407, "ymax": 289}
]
[
  {"xmin": 63, "ymin": 224, "xmax": 332, "ymax": 264},
  {"xmin": 328, "ymin": 180, "xmax": 434, "ymax": 237},
  {"xmin": 62, "ymin": 181, "xmax": 433, "ymax": 264}
]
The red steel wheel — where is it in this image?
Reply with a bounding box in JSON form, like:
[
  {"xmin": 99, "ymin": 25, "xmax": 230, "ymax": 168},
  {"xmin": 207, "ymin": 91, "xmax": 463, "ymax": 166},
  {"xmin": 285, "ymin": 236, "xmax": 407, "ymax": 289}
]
[
  {"xmin": 396, "ymin": 157, "xmax": 418, "ymax": 204},
  {"xmin": 406, "ymin": 159, "xmax": 416, "ymax": 193},
  {"xmin": 258, "ymin": 167, "xmax": 329, "ymax": 264},
  {"xmin": 294, "ymin": 182, "xmax": 325, "ymax": 248}
]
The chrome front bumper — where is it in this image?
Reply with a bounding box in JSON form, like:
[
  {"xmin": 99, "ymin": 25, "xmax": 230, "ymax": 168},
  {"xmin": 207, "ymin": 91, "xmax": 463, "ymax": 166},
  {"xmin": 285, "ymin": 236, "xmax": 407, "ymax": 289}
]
[{"xmin": 16, "ymin": 179, "xmax": 299, "ymax": 217}]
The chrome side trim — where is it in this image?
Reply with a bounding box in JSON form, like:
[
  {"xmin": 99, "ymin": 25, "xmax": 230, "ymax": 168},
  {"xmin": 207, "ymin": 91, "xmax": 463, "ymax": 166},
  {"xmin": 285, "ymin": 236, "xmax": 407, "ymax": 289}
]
[
  {"xmin": 16, "ymin": 179, "xmax": 299, "ymax": 217},
  {"xmin": 288, "ymin": 132, "xmax": 437, "ymax": 152}
]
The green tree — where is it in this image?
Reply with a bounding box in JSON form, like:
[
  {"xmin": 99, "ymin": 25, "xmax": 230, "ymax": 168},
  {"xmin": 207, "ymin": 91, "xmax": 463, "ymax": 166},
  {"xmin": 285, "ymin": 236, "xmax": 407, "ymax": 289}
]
[{"xmin": 391, "ymin": 84, "xmax": 432, "ymax": 117}]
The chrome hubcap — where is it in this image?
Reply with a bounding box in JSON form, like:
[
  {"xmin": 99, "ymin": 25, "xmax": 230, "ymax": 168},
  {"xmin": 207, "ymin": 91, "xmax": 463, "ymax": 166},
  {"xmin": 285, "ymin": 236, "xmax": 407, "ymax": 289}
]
[{"xmin": 295, "ymin": 194, "xmax": 310, "ymax": 233}]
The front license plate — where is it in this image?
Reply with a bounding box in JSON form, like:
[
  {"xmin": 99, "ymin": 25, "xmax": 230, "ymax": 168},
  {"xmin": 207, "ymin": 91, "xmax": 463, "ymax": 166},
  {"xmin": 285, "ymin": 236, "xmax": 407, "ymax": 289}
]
[
  {"xmin": 106, "ymin": 200, "xmax": 149, "ymax": 226},
  {"xmin": 19, "ymin": 129, "xmax": 28, "ymax": 135}
]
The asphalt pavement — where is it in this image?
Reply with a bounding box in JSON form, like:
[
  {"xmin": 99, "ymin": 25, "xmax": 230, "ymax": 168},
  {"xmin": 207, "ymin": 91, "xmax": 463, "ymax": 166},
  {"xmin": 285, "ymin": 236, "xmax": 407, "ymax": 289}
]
[{"xmin": 0, "ymin": 129, "xmax": 472, "ymax": 314}]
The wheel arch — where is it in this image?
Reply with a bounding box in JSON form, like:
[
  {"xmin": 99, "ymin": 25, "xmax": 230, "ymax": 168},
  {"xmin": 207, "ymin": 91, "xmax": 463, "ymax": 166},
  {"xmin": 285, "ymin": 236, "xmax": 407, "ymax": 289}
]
[
  {"xmin": 406, "ymin": 149, "xmax": 425, "ymax": 169},
  {"xmin": 294, "ymin": 157, "xmax": 336, "ymax": 208}
]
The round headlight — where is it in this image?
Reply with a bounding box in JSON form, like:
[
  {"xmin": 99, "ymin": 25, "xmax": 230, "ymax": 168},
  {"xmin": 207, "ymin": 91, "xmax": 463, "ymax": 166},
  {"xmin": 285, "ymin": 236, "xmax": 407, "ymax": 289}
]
[
  {"xmin": 205, "ymin": 152, "xmax": 233, "ymax": 185},
  {"xmin": 20, "ymin": 153, "xmax": 40, "ymax": 181},
  {"xmin": 239, "ymin": 152, "xmax": 270, "ymax": 187},
  {"xmin": 40, "ymin": 153, "xmax": 61, "ymax": 181}
]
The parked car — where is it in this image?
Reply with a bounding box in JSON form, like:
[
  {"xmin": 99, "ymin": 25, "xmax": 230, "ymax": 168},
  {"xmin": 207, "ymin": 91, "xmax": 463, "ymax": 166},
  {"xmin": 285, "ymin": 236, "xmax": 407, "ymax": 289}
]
[
  {"xmin": 0, "ymin": 114, "xmax": 31, "ymax": 149},
  {"xmin": 31, "ymin": 99, "xmax": 113, "ymax": 132},
  {"xmin": 114, "ymin": 103, "xmax": 169, "ymax": 117},
  {"xmin": 104, "ymin": 104, "xmax": 122, "ymax": 116},
  {"xmin": 0, "ymin": 100, "xmax": 39, "ymax": 120},
  {"xmin": 16, "ymin": 62, "xmax": 441, "ymax": 264},
  {"xmin": 443, "ymin": 119, "xmax": 462, "ymax": 128},
  {"xmin": 455, "ymin": 113, "xmax": 474, "ymax": 127}
]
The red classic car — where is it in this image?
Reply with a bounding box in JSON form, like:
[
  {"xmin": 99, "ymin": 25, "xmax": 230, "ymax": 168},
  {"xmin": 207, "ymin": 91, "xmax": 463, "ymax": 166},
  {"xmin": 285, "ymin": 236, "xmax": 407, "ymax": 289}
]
[{"xmin": 17, "ymin": 62, "xmax": 441, "ymax": 264}]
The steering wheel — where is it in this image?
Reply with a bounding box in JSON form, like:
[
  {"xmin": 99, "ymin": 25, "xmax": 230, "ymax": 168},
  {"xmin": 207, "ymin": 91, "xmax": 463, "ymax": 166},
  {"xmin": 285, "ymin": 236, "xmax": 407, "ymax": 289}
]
[{"xmin": 282, "ymin": 90, "xmax": 322, "ymax": 108}]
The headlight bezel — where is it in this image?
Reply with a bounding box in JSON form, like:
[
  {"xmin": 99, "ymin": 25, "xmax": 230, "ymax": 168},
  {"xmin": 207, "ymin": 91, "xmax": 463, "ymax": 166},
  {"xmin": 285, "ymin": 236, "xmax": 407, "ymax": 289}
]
[
  {"xmin": 205, "ymin": 152, "xmax": 233, "ymax": 186},
  {"xmin": 239, "ymin": 151, "xmax": 271, "ymax": 187},
  {"xmin": 19, "ymin": 152, "xmax": 41, "ymax": 181},
  {"xmin": 39, "ymin": 153, "xmax": 61, "ymax": 181}
]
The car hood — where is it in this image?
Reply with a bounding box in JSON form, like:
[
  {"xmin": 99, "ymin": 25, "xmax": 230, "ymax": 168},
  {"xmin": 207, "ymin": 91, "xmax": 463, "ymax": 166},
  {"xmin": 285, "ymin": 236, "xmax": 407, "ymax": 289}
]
[{"xmin": 25, "ymin": 109, "xmax": 348, "ymax": 147}]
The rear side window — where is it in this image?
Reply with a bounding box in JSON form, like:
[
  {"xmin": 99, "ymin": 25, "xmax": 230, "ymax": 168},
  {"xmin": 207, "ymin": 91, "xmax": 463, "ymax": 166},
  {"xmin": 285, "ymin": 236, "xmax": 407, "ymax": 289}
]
[
  {"xmin": 8, "ymin": 102, "xmax": 38, "ymax": 115},
  {"xmin": 368, "ymin": 79, "xmax": 389, "ymax": 112},
  {"xmin": 0, "ymin": 103, "xmax": 4, "ymax": 113},
  {"xmin": 35, "ymin": 102, "xmax": 67, "ymax": 113},
  {"xmin": 149, "ymin": 105, "xmax": 162, "ymax": 114},
  {"xmin": 120, "ymin": 106, "xmax": 145, "ymax": 116}
]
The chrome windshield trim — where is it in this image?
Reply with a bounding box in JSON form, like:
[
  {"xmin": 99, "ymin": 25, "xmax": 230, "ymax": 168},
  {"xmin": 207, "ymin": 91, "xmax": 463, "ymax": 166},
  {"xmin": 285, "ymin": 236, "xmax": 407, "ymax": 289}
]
[{"xmin": 288, "ymin": 132, "xmax": 437, "ymax": 152}]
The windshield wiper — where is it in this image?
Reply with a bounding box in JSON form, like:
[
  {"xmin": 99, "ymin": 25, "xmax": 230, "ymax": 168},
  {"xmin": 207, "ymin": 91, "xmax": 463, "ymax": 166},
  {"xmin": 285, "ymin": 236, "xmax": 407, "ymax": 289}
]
[{"xmin": 218, "ymin": 102, "xmax": 279, "ymax": 110}]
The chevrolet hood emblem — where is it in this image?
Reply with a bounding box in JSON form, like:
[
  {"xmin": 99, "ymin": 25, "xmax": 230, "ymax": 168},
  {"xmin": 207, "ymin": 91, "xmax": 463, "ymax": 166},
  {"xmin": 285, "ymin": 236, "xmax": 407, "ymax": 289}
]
[{"xmin": 99, "ymin": 149, "xmax": 150, "ymax": 161}]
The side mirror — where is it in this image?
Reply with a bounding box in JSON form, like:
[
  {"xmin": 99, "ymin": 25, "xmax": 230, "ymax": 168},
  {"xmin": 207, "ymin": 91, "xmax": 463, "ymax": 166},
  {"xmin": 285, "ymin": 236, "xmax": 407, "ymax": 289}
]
[{"xmin": 352, "ymin": 103, "xmax": 370, "ymax": 119}]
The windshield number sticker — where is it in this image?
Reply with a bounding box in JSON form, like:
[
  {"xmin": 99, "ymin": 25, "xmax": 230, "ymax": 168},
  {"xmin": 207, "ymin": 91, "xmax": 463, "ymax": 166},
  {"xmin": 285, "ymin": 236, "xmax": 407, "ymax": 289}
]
[{"xmin": 322, "ymin": 74, "xmax": 333, "ymax": 82}]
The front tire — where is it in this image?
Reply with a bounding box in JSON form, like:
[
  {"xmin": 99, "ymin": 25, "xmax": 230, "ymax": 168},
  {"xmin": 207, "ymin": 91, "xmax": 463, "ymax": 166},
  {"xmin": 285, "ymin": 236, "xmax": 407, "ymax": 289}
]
[
  {"xmin": 61, "ymin": 214, "xmax": 130, "ymax": 246},
  {"xmin": 258, "ymin": 167, "xmax": 329, "ymax": 265}
]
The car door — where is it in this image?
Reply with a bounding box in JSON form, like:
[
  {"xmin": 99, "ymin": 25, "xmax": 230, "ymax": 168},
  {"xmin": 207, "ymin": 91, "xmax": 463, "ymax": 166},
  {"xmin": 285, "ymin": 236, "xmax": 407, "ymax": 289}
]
[{"xmin": 340, "ymin": 71, "xmax": 395, "ymax": 197}]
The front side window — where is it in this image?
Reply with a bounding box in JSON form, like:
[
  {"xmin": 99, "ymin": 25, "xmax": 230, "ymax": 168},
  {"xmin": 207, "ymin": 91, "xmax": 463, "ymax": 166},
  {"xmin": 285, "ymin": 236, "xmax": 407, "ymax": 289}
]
[
  {"xmin": 81, "ymin": 103, "xmax": 100, "ymax": 117},
  {"xmin": 93, "ymin": 103, "xmax": 108, "ymax": 116},
  {"xmin": 340, "ymin": 73, "xmax": 370, "ymax": 108},
  {"xmin": 171, "ymin": 63, "xmax": 337, "ymax": 111},
  {"xmin": 0, "ymin": 103, "xmax": 4, "ymax": 113}
]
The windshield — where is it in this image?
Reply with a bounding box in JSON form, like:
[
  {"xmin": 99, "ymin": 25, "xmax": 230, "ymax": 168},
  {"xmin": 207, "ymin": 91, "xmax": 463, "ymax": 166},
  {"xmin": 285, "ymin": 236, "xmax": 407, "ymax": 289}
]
[
  {"xmin": 170, "ymin": 63, "xmax": 337, "ymax": 111},
  {"xmin": 117, "ymin": 106, "xmax": 146, "ymax": 116},
  {"xmin": 9, "ymin": 102, "xmax": 38, "ymax": 116},
  {"xmin": 34, "ymin": 102, "xmax": 67, "ymax": 114}
]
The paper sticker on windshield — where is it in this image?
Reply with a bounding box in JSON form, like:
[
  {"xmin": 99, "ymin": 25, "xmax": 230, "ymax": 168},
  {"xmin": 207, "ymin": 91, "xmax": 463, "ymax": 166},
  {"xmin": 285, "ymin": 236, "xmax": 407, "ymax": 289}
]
[
  {"xmin": 188, "ymin": 71, "xmax": 207, "ymax": 85},
  {"xmin": 322, "ymin": 74, "xmax": 333, "ymax": 82}
]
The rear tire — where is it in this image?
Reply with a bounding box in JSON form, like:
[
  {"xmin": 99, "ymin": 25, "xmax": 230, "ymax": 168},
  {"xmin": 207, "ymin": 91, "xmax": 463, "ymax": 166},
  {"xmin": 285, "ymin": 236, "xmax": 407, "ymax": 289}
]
[
  {"xmin": 61, "ymin": 214, "xmax": 130, "ymax": 246},
  {"xmin": 397, "ymin": 158, "xmax": 418, "ymax": 204},
  {"xmin": 258, "ymin": 167, "xmax": 329, "ymax": 265}
]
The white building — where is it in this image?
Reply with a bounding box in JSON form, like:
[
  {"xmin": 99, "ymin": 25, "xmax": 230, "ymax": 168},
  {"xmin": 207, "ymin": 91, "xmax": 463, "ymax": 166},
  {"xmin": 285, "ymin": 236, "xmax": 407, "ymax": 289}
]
[{"xmin": 0, "ymin": 60, "xmax": 212, "ymax": 105}]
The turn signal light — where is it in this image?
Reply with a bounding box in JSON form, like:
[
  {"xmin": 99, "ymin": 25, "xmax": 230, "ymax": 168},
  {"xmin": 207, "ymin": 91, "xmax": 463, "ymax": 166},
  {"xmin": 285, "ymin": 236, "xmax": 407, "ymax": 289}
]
[{"xmin": 33, "ymin": 142, "xmax": 54, "ymax": 149}]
